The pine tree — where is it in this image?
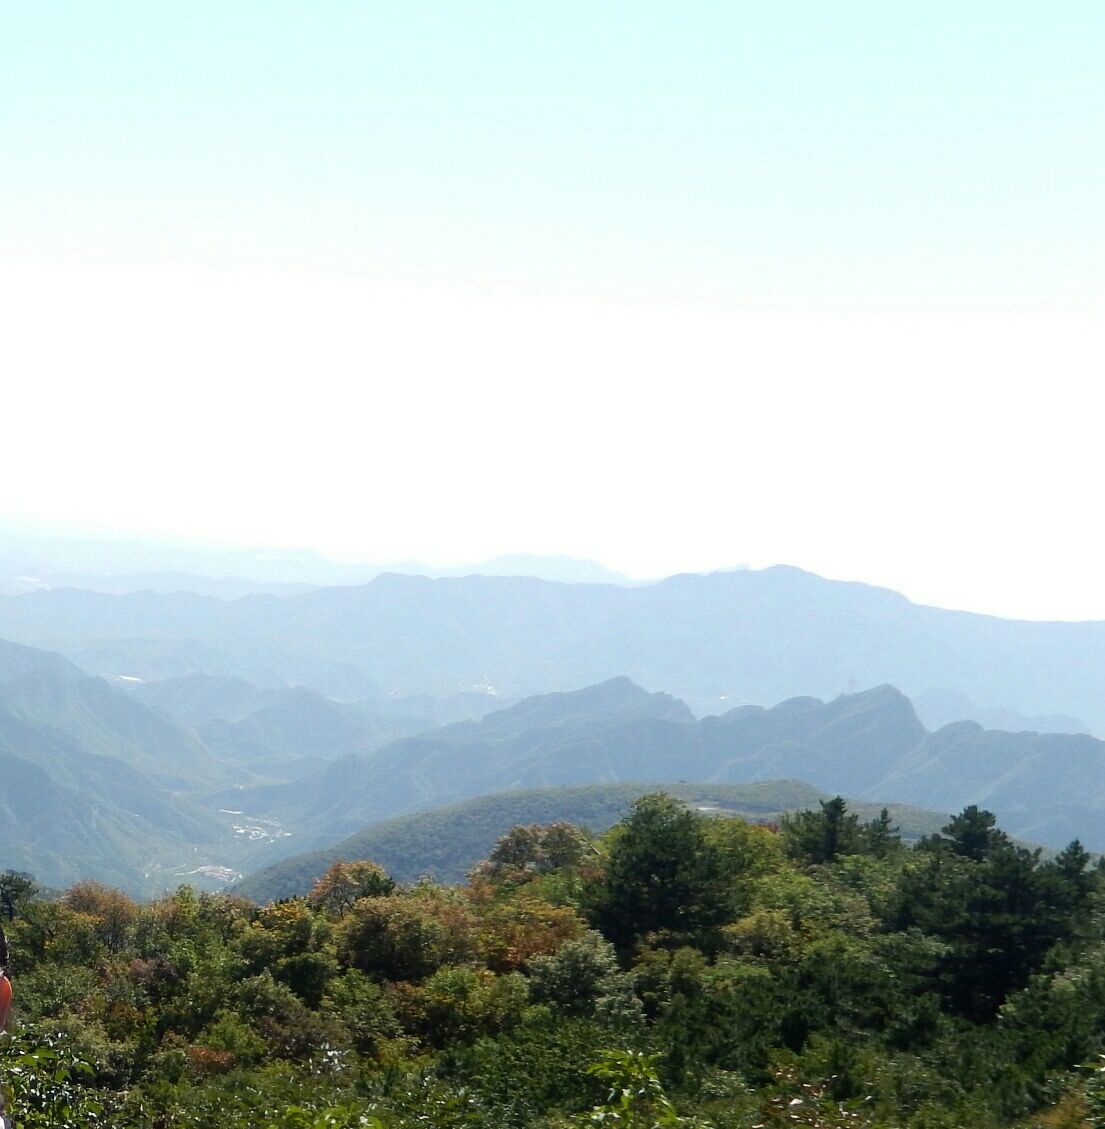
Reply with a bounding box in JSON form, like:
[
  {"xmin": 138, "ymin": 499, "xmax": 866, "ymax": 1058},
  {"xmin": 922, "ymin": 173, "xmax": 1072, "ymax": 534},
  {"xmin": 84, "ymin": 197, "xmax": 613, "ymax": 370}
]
[
  {"xmin": 941, "ymin": 805, "xmax": 1009, "ymax": 861},
  {"xmin": 862, "ymin": 808, "xmax": 901, "ymax": 858},
  {"xmin": 781, "ymin": 796, "xmax": 860, "ymax": 863}
]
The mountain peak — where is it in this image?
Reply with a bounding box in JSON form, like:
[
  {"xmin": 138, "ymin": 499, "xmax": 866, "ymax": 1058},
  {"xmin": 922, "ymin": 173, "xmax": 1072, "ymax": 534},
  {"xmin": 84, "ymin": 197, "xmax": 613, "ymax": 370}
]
[{"xmin": 482, "ymin": 677, "xmax": 689, "ymax": 728}]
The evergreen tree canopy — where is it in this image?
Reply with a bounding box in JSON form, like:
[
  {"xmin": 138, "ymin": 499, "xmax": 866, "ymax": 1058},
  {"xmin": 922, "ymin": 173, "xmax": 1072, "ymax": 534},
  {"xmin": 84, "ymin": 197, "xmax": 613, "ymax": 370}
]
[
  {"xmin": 591, "ymin": 793, "xmax": 729, "ymax": 951},
  {"xmin": 940, "ymin": 804, "xmax": 1011, "ymax": 861},
  {"xmin": 781, "ymin": 796, "xmax": 861, "ymax": 863}
]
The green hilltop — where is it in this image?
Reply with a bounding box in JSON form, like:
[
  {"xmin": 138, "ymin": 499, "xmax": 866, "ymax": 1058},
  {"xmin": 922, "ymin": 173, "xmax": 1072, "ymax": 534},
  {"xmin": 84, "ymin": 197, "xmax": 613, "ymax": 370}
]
[{"xmin": 233, "ymin": 780, "xmax": 950, "ymax": 903}]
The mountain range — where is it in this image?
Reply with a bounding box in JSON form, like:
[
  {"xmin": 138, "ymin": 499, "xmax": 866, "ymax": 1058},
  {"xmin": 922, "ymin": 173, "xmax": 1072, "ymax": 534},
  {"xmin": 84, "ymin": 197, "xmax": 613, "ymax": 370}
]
[
  {"xmin": 0, "ymin": 565, "xmax": 1102, "ymax": 732},
  {"xmin": 3, "ymin": 638, "xmax": 1105, "ymax": 893},
  {"xmin": 0, "ymin": 638, "xmax": 511, "ymax": 891},
  {"xmin": 3, "ymin": 558, "xmax": 1105, "ymax": 894},
  {"xmin": 0, "ymin": 525, "xmax": 634, "ymax": 595},
  {"xmin": 126, "ymin": 674, "xmax": 512, "ymax": 782},
  {"xmin": 219, "ymin": 678, "xmax": 1105, "ymax": 865},
  {"xmin": 0, "ymin": 639, "xmax": 232, "ymax": 890}
]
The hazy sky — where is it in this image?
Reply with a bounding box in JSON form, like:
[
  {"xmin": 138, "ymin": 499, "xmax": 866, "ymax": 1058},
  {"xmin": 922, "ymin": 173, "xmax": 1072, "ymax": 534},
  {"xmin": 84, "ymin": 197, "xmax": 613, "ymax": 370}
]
[{"xmin": 2, "ymin": 4, "xmax": 1102, "ymax": 619}]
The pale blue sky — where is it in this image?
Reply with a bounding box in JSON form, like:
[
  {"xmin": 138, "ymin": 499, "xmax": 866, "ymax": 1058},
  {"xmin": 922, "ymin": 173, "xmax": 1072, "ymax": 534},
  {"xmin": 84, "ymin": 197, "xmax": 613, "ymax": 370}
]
[
  {"xmin": 5, "ymin": 3, "xmax": 1101, "ymax": 304},
  {"xmin": 2, "ymin": 5, "xmax": 1103, "ymax": 617}
]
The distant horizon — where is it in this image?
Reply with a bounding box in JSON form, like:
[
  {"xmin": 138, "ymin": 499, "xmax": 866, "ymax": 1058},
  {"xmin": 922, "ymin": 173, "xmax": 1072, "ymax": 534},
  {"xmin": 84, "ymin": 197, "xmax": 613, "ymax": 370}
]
[{"xmin": 4, "ymin": 515, "xmax": 1104, "ymax": 625}]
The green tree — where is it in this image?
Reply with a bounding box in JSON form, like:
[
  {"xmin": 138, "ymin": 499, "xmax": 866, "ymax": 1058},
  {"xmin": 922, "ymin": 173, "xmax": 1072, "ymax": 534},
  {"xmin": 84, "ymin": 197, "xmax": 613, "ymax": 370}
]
[
  {"xmin": 893, "ymin": 835, "xmax": 1068, "ymax": 1019},
  {"xmin": 1052, "ymin": 838, "xmax": 1094, "ymax": 918},
  {"xmin": 336, "ymin": 886, "xmax": 475, "ymax": 982},
  {"xmin": 529, "ymin": 930, "xmax": 641, "ymax": 1027},
  {"xmin": 591, "ymin": 794, "xmax": 729, "ymax": 952},
  {"xmin": 861, "ymin": 808, "xmax": 901, "ymax": 858},
  {"xmin": 321, "ymin": 969, "xmax": 399, "ymax": 1055},
  {"xmin": 782, "ymin": 797, "xmax": 860, "ymax": 864},
  {"xmin": 0, "ymin": 870, "xmax": 39, "ymax": 922},
  {"xmin": 473, "ymin": 821, "xmax": 591, "ymax": 882},
  {"xmin": 237, "ymin": 900, "xmax": 336, "ymax": 1007},
  {"xmin": 574, "ymin": 1049, "xmax": 705, "ymax": 1127},
  {"xmin": 940, "ymin": 805, "xmax": 1009, "ymax": 861},
  {"xmin": 418, "ymin": 965, "xmax": 529, "ymax": 1045}
]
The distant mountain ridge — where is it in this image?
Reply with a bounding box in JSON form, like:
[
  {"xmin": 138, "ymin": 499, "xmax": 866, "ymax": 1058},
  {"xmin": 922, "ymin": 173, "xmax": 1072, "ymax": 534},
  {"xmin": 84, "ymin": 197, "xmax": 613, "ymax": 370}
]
[
  {"xmin": 0, "ymin": 640, "xmax": 219, "ymax": 787},
  {"xmin": 126, "ymin": 675, "xmax": 510, "ymax": 783},
  {"xmin": 221, "ymin": 678, "xmax": 1105, "ymax": 861},
  {"xmin": 2, "ymin": 565, "xmax": 1103, "ymax": 732},
  {"xmin": 0, "ymin": 525, "xmax": 634, "ymax": 595},
  {"xmin": 910, "ymin": 687, "xmax": 1088, "ymax": 736},
  {"xmin": 5, "ymin": 611, "xmax": 1105, "ymax": 894}
]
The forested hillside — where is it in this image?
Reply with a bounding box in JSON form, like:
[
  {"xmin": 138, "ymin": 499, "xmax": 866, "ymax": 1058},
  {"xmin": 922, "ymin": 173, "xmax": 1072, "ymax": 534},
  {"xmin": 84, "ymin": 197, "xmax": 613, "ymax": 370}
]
[
  {"xmin": 235, "ymin": 780, "xmax": 949, "ymax": 902},
  {"xmin": 0, "ymin": 640, "xmax": 231, "ymax": 890},
  {"xmin": 3, "ymin": 795, "xmax": 1104, "ymax": 1127}
]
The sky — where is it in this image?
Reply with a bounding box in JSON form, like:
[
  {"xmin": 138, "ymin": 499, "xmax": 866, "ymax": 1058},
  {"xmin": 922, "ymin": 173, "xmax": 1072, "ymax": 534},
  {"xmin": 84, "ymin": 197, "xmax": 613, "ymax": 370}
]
[{"xmin": 1, "ymin": 3, "xmax": 1102, "ymax": 619}]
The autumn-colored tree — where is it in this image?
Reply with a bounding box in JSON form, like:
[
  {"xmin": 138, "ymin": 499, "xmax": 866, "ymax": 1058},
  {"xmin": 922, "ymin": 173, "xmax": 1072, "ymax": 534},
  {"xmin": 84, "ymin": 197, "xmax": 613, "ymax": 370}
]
[
  {"xmin": 64, "ymin": 881, "xmax": 139, "ymax": 953},
  {"xmin": 469, "ymin": 886, "xmax": 584, "ymax": 971},
  {"xmin": 337, "ymin": 885, "xmax": 476, "ymax": 982},
  {"xmin": 308, "ymin": 860, "xmax": 395, "ymax": 917}
]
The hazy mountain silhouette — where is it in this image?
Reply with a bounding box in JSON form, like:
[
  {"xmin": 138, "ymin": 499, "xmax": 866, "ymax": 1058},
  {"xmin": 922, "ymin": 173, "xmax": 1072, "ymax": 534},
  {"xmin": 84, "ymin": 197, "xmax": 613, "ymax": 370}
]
[
  {"xmin": 125, "ymin": 674, "xmax": 512, "ymax": 781},
  {"xmin": 910, "ymin": 687, "xmax": 1089, "ymax": 735},
  {"xmin": 0, "ymin": 638, "xmax": 524, "ymax": 890},
  {"xmin": 211, "ymin": 678, "xmax": 1105, "ymax": 857},
  {"xmin": 0, "ymin": 640, "xmax": 231, "ymax": 890},
  {"xmin": 5, "ymin": 629, "xmax": 1105, "ymax": 890},
  {"xmin": 0, "ymin": 526, "xmax": 632, "ymax": 595},
  {"xmin": 2, "ymin": 566, "xmax": 1104, "ymax": 730},
  {"xmin": 0, "ymin": 640, "xmax": 220, "ymax": 787}
]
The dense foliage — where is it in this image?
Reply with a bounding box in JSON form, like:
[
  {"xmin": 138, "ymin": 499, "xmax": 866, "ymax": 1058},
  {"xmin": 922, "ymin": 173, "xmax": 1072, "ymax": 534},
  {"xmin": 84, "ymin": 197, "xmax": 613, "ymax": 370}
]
[
  {"xmin": 237, "ymin": 780, "xmax": 945, "ymax": 903},
  {"xmin": 3, "ymin": 794, "xmax": 1105, "ymax": 1127}
]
